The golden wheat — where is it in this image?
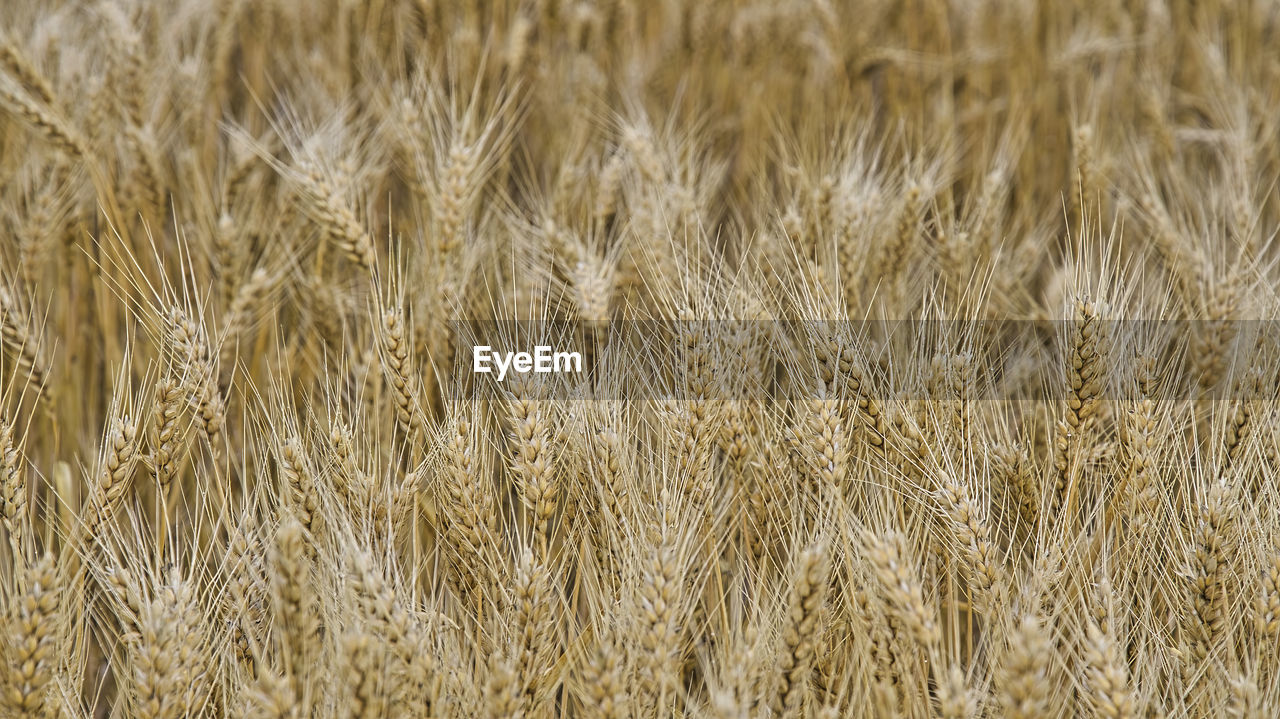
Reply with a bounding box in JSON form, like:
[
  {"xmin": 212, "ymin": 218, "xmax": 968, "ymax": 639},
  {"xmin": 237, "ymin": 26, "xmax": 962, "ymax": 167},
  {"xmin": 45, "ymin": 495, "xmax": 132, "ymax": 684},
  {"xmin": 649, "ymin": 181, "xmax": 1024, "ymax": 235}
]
[{"xmin": 1, "ymin": 1, "xmax": 1279, "ymax": 717}]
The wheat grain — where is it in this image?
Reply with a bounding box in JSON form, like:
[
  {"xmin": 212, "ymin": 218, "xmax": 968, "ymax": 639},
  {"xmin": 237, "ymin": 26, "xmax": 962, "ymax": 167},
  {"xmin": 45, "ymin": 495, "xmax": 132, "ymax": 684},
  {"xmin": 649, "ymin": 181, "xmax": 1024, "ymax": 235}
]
[
  {"xmin": 864, "ymin": 531, "xmax": 938, "ymax": 649},
  {"xmin": 378, "ymin": 306, "xmax": 424, "ymax": 441},
  {"xmin": 3, "ymin": 552, "xmax": 58, "ymax": 717},
  {"xmin": 0, "ymin": 418, "xmax": 26, "ymax": 557},
  {"xmin": 127, "ymin": 570, "xmax": 208, "ymax": 719},
  {"xmin": 149, "ymin": 374, "xmax": 189, "ymax": 493},
  {"xmin": 935, "ymin": 470, "xmax": 1005, "ymax": 616},
  {"xmin": 293, "ymin": 161, "xmax": 376, "ymax": 272},
  {"xmin": 579, "ymin": 635, "xmax": 628, "ymax": 719},
  {"xmin": 79, "ymin": 414, "xmax": 140, "ymax": 545},
  {"xmin": 0, "ymin": 41, "xmax": 56, "ymax": 107},
  {"xmin": 1084, "ymin": 583, "xmax": 1137, "ymax": 719},
  {"xmin": 0, "ymin": 285, "xmax": 51, "ymax": 402},
  {"xmin": 1256, "ymin": 552, "xmax": 1280, "ymax": 642},
  {"xmin": 506, "ymin": 374, "xmax": 559, "ymax": 560},
  {"xmin": 997, "ymin": 613, "xmax": 1052, "ymax": 719},
  {"xmin": 0, "ymin": 79, "xmax": 87, "ymax": 158},
  {"xmin": 340, "ymin": 631, "xmax": 385, "ymax": 719},
  {"xmin": 1186, "ymin": 477, "xmax": 1237, "ymax": 666},
  {"xmin": 771, "ymin": 541, "xmax": 830, "ymax": 719},
  {"xmin": 270, "ymin": 516, "xmax": 319, "ymax": 706}
]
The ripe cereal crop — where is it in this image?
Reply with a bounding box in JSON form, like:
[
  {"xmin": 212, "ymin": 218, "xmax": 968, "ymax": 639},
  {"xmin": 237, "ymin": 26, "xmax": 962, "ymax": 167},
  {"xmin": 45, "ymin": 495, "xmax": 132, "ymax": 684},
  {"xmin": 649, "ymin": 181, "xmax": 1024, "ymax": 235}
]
[{"xmin": 2, "ymin": 1, "xmax": 1280, "ymax": 717}]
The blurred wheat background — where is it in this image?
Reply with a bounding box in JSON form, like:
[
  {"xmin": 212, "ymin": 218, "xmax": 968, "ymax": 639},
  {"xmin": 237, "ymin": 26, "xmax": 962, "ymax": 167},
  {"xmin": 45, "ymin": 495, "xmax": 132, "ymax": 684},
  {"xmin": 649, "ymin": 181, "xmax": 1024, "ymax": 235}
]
[{"xmin": 3, "ymin": 0, "xmax": 1280, "ymax": 717}]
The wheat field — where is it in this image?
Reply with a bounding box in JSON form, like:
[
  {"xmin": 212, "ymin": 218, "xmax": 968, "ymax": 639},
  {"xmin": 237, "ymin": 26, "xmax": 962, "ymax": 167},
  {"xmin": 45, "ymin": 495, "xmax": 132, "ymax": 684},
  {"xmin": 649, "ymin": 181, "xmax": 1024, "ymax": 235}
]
[{"xmin": 2, "ymin": 1, "xmax": 1280, "ymax": 717}]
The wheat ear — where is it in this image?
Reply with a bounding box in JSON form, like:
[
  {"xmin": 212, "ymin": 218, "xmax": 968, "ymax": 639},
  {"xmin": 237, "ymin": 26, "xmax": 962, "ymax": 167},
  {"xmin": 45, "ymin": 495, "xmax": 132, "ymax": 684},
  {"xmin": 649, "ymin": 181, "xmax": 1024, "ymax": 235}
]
[
  {"xmin": 771, "ymin": 541, "xmax": 831, "ymax": 719},
  {"xmin": 4, "ymin": 552, "xmax": 59, "ymax": 716}
]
